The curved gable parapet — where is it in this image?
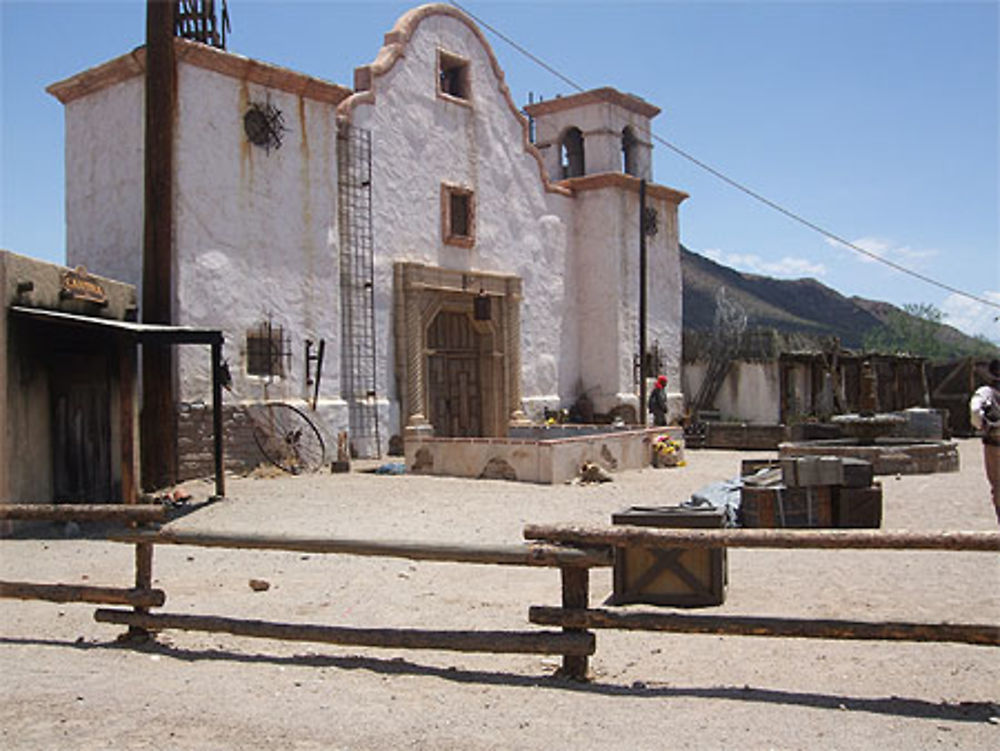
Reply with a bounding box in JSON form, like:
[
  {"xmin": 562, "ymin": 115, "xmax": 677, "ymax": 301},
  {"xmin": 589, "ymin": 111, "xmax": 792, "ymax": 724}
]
[{"xmin": 337, "ymin": 3, "xmax": 571, "ymax": 197}]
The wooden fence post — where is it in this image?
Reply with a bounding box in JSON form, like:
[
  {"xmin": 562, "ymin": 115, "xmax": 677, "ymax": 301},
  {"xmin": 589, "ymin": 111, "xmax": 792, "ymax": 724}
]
[
  {"xmin": 560, "ymin": 566, "xmax": 591, "ymax": 680},
  {"xmin": 128, "ymin": 541, "xmax": 154, "ymax": 640}
]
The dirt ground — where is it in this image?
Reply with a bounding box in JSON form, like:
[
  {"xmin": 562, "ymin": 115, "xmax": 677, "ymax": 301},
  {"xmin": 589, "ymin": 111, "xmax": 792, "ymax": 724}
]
[{"xmin": 1, "ymin": 439, "xmax": 998, "ymax": 750}]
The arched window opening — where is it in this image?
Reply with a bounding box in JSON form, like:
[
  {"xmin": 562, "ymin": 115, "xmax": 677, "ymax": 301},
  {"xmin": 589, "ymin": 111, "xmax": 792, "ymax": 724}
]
[
  {"xmin": 622, "ymin": 125, "xmax": 639, "ymax": 176},
  {"xmin": 560, "ymin": 127, "xmax": 585, "ymax": 179}
]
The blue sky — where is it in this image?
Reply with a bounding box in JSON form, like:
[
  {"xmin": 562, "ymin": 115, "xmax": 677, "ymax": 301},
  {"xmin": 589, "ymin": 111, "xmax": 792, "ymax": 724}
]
[{"xmin": 2, "ymin": 0, "xmax": 998, "ymax": 342}]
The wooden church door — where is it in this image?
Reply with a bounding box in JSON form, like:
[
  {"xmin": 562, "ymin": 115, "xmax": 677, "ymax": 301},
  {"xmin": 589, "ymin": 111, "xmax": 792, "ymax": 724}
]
[{"xmin": 426, "ymin": 311, "xmax": 483, "ymax": 437}]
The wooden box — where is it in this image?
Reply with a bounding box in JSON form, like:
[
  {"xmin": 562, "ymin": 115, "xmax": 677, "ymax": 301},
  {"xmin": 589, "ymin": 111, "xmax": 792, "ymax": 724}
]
[
  {"xmin": 780, "ymin": 456, "xmax": 874, "ymax": 489},
  {"xmin": 740, "ymin": 485, "xmax": 833, "ymax": 528},
  {"xmin": 611, "ymin": 506, "xmax": 727, "ymax": 607},
  {"xmin": 833, "ymin": 483, "xmax": 883, "ymax": 528}
]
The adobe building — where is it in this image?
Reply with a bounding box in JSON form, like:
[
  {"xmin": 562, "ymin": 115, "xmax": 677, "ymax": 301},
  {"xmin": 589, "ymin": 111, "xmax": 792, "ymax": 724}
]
[
  {"xmin": 1, "ymin": 252, "xmax": 139, "ymax": 514},
  {"xmin": 0, "ymin": 251, "xmax": 225, "ymax": 522},
  {"xmin": 45, "ymin": 3, "xmax": 688, "ymax": 475}
]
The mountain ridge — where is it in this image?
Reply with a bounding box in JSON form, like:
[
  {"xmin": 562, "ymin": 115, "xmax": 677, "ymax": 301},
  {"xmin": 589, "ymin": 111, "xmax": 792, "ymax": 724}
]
[{"xmin": 680, "ymin": 245, "xmax": 994, "ymax": 355}]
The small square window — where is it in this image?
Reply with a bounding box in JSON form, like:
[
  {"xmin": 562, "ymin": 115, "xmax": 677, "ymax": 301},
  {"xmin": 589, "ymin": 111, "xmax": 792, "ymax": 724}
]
[
  {"xmin": 438, "ymin": 49, "xmax": 470, "ymax": 102},
  {"xmin": 441, "ymin": 183, "xmax": 475, "ymax": 248},
  {"xmin": 246, "ymin": 321, "xmax": 289, "ymax": 379}
]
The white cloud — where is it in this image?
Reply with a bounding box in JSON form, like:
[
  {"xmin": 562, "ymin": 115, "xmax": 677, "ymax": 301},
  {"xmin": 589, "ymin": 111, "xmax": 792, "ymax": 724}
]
[
  {"xmin": 826, "ymin": 236, "xmax": 938, "ymax": 266},
  {"xmin": 940, "ymin": 290, "xmax": 1000, "ymax": 344},
  {"xmin": 704, "ymin": 248, "xmax": 826, "ymax": 278}
]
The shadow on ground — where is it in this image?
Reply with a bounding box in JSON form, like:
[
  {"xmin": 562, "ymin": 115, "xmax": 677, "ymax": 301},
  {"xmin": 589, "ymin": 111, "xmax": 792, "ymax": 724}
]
[{"xmin": 1, "ymin": 634, "xmax": 995, "ymax": 724}]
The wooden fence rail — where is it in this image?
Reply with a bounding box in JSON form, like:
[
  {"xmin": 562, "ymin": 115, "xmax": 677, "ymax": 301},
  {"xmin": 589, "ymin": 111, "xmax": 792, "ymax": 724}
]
[
  {"xmin": 0, "ymin": 581, "xmax": 165, "ymax": 608},
  {"xmin": 0, "ymin": 504, "xmax": 166, "ymax": 523},
  {"xmin": 523, "ymin": 525, "xmax": 1000, "ymax": 552},
  {"xmin": 94, "ymin": 609, "xmax": 595, "ymax": 656},
  {"xmin": 110, "ymin": 529, "xmax": 612, "ymax": 568},
  {"xmin": 5, "ymin": 511, "xmax": 997, "ymax": 682},
  {"xmin": 528, "ymin": 607, "xmax": 1000, "ymax": 647}
]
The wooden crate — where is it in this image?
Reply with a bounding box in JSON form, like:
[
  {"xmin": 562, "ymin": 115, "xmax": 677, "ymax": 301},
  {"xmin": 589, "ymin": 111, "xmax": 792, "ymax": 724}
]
[
  {"xmin": 740, "ymin": 485, "xmax": 834, "ymax": 528},
  {"xmin": 834, "ymin": 483, "xmax": 883, "ymax": 528},
  {"xmin": 611, "ymin": 506, "xmax": 727, "ymax": 607}
]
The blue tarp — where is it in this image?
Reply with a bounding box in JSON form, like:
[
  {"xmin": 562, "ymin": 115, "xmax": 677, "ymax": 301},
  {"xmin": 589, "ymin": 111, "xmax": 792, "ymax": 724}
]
[{"xmin": 683, "ymin": 478, "xmax": 742, "ymax": 527}]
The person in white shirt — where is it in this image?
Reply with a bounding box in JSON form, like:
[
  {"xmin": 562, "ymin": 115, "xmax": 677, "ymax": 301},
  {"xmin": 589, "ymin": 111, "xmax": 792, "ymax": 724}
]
[{"xmin": 969, "ymin": 358, "xmax": 1000, "ymax": 523}]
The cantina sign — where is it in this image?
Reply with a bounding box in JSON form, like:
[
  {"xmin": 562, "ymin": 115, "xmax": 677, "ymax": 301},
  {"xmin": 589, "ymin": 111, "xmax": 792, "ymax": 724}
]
[{"xmin": 60, "ymin": 266, "xmax": 107, "ymax": 305}]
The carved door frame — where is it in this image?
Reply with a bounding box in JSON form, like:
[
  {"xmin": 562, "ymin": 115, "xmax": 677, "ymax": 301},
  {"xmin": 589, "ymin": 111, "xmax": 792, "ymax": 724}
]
[{"xmin": 394, "ymin": 262, "xmax": 525, "ymax": 437}]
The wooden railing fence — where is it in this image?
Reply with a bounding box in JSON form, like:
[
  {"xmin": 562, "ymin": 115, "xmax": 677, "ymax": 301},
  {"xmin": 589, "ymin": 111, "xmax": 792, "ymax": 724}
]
[{"xmin": 2, "ymin": 505, "xmax": 998, "ymax": 680}]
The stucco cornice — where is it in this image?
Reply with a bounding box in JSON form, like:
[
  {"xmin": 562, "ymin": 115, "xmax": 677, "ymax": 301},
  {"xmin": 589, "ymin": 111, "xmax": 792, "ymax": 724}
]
[
  {"xmin": 46, "ymin": 47, "xmax": 146, "ymax": 103},
  {"xmin": 523, "ymin": 87, "xmax": 661, "ymax": 120},
  {"xmin": 560, "ymin": 173, "xmax": 689, "ymax": 205},
  {"xmin": 338, "ymin": 3, "xmax": 571, "ymax": 197},
  {"xmin": 47, "ymin": 39, "xmax": 351, "ymax": 106}
]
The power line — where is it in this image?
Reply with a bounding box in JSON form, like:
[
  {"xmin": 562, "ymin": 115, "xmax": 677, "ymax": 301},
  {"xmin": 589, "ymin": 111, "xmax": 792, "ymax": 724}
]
[{"xmin": 450, "ymin": 1, "xmax": 1000, "ymax": 313}]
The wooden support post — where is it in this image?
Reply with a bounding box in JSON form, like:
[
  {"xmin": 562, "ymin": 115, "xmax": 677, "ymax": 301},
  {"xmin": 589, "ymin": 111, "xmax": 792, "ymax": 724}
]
[
  {"xmin": 129, "ymin": 541, "xmax": 155, "ymax": 640},
  {"xmin": 141, "ymin": 0, "xmax": 178, "ymax": 492},
  {"xmin": 638, "ymin": 177, "xmax": 647, "ymax": 422},
  {"xmin": 93, "ymin": 609, "xmax": 596, "ymax": 655},
  {"xmin": 120, "ymin": 340, "xmax": 137, "ymax": 504},
  {"xmin": 211, "ymin": 339, "xmax": 225, "ymax": 498},
  {"xmin": 559, "ymin": 566, "xmax": 591, "ymax": 680}
]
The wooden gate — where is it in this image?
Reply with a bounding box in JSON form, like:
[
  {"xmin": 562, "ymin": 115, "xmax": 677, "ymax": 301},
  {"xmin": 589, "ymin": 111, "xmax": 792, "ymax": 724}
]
[
  {"xmin": 427, "ymin": 311, "xmax": 483, "ymax": 437},
  {"xmin": 929, "ymin": 357, "xmax": 976, "ymax": 436}
]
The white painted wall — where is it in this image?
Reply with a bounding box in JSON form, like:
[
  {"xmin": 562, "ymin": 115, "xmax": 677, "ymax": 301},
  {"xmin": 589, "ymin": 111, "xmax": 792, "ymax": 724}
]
[
  {"xmin": 172, "ymin": 62, "xmax": 343, "ymax": 430},
  {"xmin": 645, "ymin": 193, "xmax": 684, "ymax": 419},
  {"xmin": 348, "ymin": 13, "xmax": 573, "ymax": 433},
  {"xmin": 683, "ymin": 361, "xmax": 782, "ymax": 424},
  {"xmin": 64, "ymin": 77, "xmax": 144, "ymax": 288},
  {"xmin": 573, "ymin": 187, "xmax": 628, "ymax": 411}
]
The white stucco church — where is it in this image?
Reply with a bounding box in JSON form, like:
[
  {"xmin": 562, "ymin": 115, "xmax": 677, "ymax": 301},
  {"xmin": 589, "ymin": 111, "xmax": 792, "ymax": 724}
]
[{"xmin": 47, "ymin": 3, "xmax": 687, "ymax": 473}]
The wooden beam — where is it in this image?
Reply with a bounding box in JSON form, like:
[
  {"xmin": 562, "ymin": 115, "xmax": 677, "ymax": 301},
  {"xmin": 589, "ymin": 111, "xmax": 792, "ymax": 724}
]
[
  {"xmin": 0, "ymin": 580, "xmax": 164, "ymax": 608},
  {"xmin": 94, "ymin": 609, "xmax": 596, "ymax": 655},
  {"xmin": 524, "ymin": 525, "xmax": 1000, "ymax": 552},
  {"xmin": 109, "ymin": 529, "xmax": 612, "ymax": 568},
  {"xmin": 528, "ymin": 607, "xmax": 1000, "ymax": 647},
  {"xmin": 0, "ymin": 504, "xmax": 166, "ymax": 523}
]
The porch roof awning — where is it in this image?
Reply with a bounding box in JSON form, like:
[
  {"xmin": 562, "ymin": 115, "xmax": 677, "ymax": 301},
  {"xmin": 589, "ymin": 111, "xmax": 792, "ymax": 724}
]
[{"xmin": 9, "ymin": 305, "xmax": 223, "ymax": 346}]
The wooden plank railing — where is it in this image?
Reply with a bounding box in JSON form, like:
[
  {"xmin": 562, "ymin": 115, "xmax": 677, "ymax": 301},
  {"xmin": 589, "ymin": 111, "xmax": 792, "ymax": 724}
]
[
  {"xmin": 523, "ymin": 524, "xmax": 1000, "ymax": 552},
  {"xmin": 110, "ymin": 528, "xmax": 612, "ymax": 568},
  {"xmin": 0, "ymin": 504, "xmax": 166, "ymax": 523}
]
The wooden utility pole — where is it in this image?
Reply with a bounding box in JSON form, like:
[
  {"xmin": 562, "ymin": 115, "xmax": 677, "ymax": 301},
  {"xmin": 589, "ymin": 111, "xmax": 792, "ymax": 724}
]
[
  {"xmin": 141, "ymin": 0, "xmax": 177, "ymax": 491},
  {"xmin": 638, "ymin": 179, "xmax": 648, "ymax": 424}
]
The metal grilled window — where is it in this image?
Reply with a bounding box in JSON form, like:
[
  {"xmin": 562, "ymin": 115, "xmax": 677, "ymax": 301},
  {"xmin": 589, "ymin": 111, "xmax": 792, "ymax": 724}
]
[{"xmin": 246, "ymin": 321, "xmax": 289, "ymax": 379}]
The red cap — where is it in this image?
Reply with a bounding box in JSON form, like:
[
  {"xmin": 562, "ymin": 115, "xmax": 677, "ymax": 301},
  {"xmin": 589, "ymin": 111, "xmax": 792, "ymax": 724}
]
[{"xmin": 657, "ymin": 375, "xmax": 667, "ymax": 387}]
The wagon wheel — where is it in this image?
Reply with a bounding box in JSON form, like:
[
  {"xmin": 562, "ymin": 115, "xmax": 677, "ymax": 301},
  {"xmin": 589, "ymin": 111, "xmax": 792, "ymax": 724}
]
[{"xmin": 250, "ymin": 402, "xmax": 326, "ymax": 474}]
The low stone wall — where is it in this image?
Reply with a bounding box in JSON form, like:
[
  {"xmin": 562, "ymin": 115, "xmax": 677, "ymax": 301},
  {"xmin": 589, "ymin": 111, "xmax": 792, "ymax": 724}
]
[
  {"xmin": 405, "ymin": 427, "xmax": 683, "ymax": 484},
  {"xmin": 177, "ymin": 403, "xmax": 262, "ymax": 482},
  {"xmin": 705, "ymin": 423, "xmax": 790, "ymax": 450}
]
